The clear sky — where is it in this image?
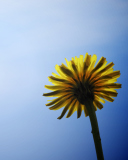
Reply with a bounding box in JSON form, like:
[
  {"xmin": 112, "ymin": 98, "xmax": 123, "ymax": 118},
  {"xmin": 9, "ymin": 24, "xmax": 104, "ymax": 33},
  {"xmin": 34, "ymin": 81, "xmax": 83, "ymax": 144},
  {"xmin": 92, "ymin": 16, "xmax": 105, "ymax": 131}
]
[{"xmin": 0, "ymin": 0, "xmax": 128, "ymax": 160}]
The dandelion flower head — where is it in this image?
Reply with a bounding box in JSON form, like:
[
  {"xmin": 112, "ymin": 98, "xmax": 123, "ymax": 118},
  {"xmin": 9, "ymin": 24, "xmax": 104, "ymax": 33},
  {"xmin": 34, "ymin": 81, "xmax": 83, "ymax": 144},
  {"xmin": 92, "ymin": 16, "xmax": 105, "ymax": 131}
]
[{"xmin": 43, "ymin": 53, "xmax": 121, "ymax": 119}]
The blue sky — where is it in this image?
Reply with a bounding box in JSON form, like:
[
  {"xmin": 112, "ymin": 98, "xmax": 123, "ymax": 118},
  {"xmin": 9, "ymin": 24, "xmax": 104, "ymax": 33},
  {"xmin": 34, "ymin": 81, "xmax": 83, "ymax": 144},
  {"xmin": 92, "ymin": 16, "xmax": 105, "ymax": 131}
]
[{"xmin": 0, "ymin": 0, "xmax": 128, "ymax": 160}]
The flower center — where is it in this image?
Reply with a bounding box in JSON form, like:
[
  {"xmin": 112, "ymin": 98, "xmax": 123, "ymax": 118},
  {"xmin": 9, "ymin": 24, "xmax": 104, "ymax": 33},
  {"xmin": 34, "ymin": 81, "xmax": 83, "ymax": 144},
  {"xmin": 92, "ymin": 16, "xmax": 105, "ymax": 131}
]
[{"xmin": 73, "ymin": 81, "xmax": 94, "ymax": 104}]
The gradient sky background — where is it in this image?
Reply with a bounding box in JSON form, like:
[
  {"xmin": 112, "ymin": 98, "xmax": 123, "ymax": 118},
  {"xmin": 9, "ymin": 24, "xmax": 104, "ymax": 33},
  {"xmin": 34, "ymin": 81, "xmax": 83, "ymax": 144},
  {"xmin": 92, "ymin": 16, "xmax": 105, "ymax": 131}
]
[{"xmin": 0, "ymin": 0, "xmax": 128, "ymax": 160}]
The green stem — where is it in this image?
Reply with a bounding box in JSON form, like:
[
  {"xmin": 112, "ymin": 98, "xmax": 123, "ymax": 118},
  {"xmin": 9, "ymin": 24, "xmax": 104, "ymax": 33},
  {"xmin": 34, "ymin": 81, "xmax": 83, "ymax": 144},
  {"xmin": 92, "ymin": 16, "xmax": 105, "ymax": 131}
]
[{"xmin": 85, "ymin": 100, "xmax": 104, "ymax": 160}]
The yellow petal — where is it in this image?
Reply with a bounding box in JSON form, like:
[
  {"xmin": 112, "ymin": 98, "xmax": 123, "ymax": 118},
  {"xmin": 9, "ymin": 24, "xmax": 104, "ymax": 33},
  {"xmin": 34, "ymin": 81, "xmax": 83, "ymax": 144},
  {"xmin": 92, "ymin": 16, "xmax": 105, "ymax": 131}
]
[
  {"xmin": 89, "ymin": 54, "xmax": 97, "ymax": 71},
  {"xmin": 83, "ymin": 54, "xmax": 91, "ymax": 71},
  {"xmin": 55, "ymin": 64, "xmax": 67, "ymax": 78},
  {"xmin": 49, "ymin": 96, "xmax": 73, "ymax": 110},
  {"xmin": 48, "ymin": 76, "xmax": 74, "ymax": 86},
  {"xmin": 71, "ymin": 60, "xmax": 79, "ymax": 79},
  {"xmin": 98, "ymin": 62, "xmax": 114, "ymax": 75},
  {"xmin": 95, "ymin": 95, "xmax": 105, "ymax": 103},
  {"xmin": 105, "ymin": 83, "xmax": 122, "ymax": 89},
  {"xmin": 79, "ymin": 55, "xmax": 84, "ymax": 71},
  {"xmin": 100, "ymin": 90, "xmax": 118, "ymax": 97},
  {"xmin": 94, "ymin": 83, "xmax": 121, "ymax": 89},
  {"xmin": 66, "ymin": 100, "xmax": 77, "ymax": 118},
  {"xmin": 94, "ymin": 100, "xmax": 103, "ymax": 109},
  {"xmin": 83, "ymin": 104, "xmax": 89, "ymax": 117},
  {"xmin": 60, "ymin": 64, "xmax": 74, "ymax": 78},
  {"xmin": 48, "ymin": 76, "xmax": 65, "ymax": 83},
  {"xmin": 77, "ymin": 102, "xmax": 82, "ymax": 118},
  {"xmin": 45, "ymin": 85, "xmax": 66, "ymax": 91},
  {"xmin": 45, "ymin": 94, "xmax": 70, "ymax": 106},
  {"xmin": 95, "ymin": 88, "xmax": 117, "ymax": 94},
  {"xmin": 65, "ymin": 58, "xmax": 72, "ymax": 70},
  {"xmin": 51, "ymin": 72, "xmax": 60, "ymax": 78},
  {"xmin": 95, "ymin": 92, "xmax": 114, "ymax": 102},
  {"xmin": 57, "ymin": 98, "xmax": 75, "ymax": 119},
  {"xmin": 100, "ymin": 71, "xmax": 120, "ymax": 80},
  {"xmin": 43, "ymin": 89, "xmax": 71, "ymax": 97},
  {"xmin": 93, "ymin": 57, "xmax": 106, "ymax": 72}
]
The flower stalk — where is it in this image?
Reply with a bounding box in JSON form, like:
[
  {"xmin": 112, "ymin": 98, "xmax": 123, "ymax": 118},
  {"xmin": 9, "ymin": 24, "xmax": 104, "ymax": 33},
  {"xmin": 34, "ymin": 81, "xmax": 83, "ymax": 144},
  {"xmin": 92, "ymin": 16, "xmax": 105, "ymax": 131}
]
[{"xmin": 85, "ymin": 100, "xmax": 104, "ymax": 160}]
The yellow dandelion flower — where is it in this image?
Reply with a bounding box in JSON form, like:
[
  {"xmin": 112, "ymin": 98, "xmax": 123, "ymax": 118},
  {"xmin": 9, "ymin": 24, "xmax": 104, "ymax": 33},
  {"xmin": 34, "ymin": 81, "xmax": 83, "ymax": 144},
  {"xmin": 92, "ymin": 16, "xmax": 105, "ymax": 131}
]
[
  {"xmin": 43, "ymin": 53, "xmax": 121, "ymax": 160},
  {"xmin": 43, "ymin": 53, "xmax": 121, "ymax": 119}
]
